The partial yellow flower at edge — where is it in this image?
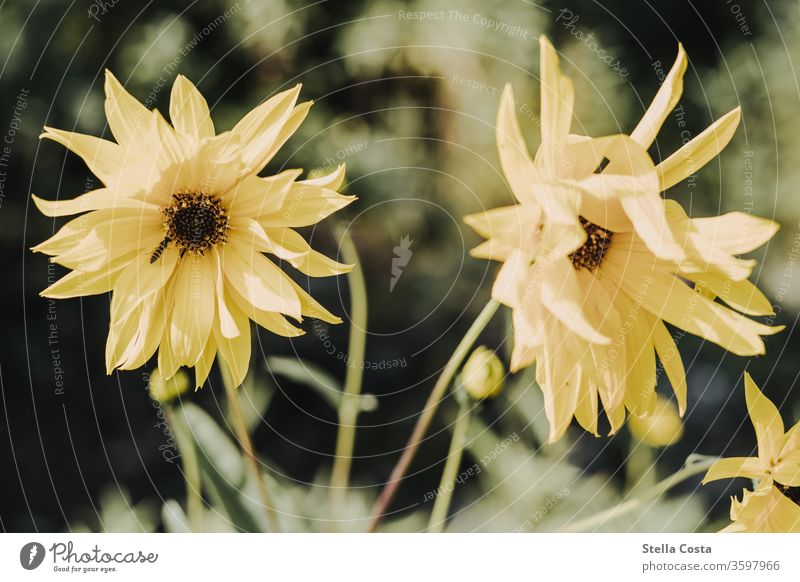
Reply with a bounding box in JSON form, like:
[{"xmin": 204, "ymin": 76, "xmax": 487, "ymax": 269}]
[
  {"xmin": 464, "ymin": 35, "xmax": 782, "ymax": 443},
  {"xmin": 702, "ymin": 374, "xmax": 800, "ymax": 533},
  {"xmin": 32, "ymin": 72, "xmax": 355, "ymax": 389},
  {"xmin": 703, "ymin": 373, "xmax": 800, "ymax": 487},
  {"xmin": 721, "ymin": 480, "xmax": 800, "ymax": 533}
]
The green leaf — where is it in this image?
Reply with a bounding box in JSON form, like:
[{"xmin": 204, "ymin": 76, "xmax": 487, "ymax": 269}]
[
  {"xmin": 171, "ymin": 402, "xmax": 261, "ymax": 532},
  {"xmin": 161, "ymin": 500, "xmax": 191, "ymax": 533}
]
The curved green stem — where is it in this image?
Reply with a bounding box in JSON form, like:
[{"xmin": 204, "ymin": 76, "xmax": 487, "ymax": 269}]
[
  {"xmin": 165, "ymin": 405, "xmax": 204, "ymax": 532},
  {"xmin": 220, "ymin": 360, "xmax": 281, "ymax": 532},
  {"xmin": 428, "ymin": 395, "xmax": 471, "ymax": 533},
  {"xmin": 562, "ymin": 455, "xmax": 719, "ymax": 533},
  {"xmin": 329, "ymin": 225, "xmax": 368, "ymax": 518},
  {"xmin": 368, "ymin": 298, "xmax": 500, "ymax": 532}
]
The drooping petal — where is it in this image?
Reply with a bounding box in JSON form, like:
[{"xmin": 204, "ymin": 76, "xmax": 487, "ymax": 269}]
[
  {"xmin": 652, "ymin": 319, "xmax": 687, "ymax": 413},
  {"xmin": 605, "ymin": 252, "xmax": 781, "ymax": 356},
  {"xmin": 262, "ymin": 227, "xmax": 353, "ymax": 277},
  {"xmin": 169, "ymin": 255, "xmax": 216, "ymax": 366},
  {"xmin": 220, "ymin": 238, "xmax": 302, "ymax": 319},
  {"xmin": 213, "ymin": 296, "xmax": 251, "ymax": 388},
  {"xmin": 538, "ymin": 256, "xmax": 609, "ymax": 344}
]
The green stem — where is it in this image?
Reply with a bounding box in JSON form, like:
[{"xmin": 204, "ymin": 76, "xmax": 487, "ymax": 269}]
[
  {"xmin": 428, "ymin": 395, "xmax": 472, "ymax": 533},
  {"xmin": 329, "ymin": 225, "xmax": 368, "ymax": 517},
  {"xmin": 368, "ymin": 298, "xmax": 500, "ymax": 532},
  {"xmin": 165, "ymin": 405, "xmax": 204, "ymax": 532},
  {"xmin": 562, "ymin": 455, "xmax": 719, "ymax": 533},
  {"xmin": 220, "ymin": 360, "xmax": 281, "ymax": 532}
]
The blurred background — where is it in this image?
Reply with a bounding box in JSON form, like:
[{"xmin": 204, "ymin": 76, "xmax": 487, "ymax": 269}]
[{"xmin": 1, "ymin": 0, "xmax": 800, "ymax": 532}]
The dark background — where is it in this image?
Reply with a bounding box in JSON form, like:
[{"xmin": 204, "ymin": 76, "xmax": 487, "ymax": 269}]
[{"xmin": 1, "ymin": 0, "xmax": 799, "ymax": 531}]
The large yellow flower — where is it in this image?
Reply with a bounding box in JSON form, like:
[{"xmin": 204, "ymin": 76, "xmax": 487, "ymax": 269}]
[
  {"xmin": 33, "ymin": 72, "xmax": 354, "ymax": 388},
  {"xmin": 702, "ymin": 373, "xmax": 800, "ymax": 532},
  {"xmin": 465, "ymin": 36, "xmax": 781, "ymax": 442}
]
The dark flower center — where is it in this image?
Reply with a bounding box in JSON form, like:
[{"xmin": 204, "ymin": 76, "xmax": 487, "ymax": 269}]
[
  {"xmin": 569, "ymin": 216, "xmax": 613, "ymax": 272},
  {"xmin": 162, "ymin": 192, "xmax": 228, "ymax": 257}
]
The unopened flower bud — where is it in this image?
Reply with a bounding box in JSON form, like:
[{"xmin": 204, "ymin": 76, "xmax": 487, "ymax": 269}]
[
  {"xmin": 629, "ymin": 396, "xmax": 683, "ymax": 447},
  {"xmin": 148, "ymin": 368, "xmax": 190, "ymax": 404},
  {"xmin": 462, "ymin": 346, "xmax": 504, "ymax": 400}
]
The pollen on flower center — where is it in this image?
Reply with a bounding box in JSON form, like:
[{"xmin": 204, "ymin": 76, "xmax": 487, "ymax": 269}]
[
  {"xmin": 162, "ymin": 192, "xmax": 228, "ymax": 258},
  {"xmin": 569, "ymin": 216, "xmax": 613, "ymax": 272}
]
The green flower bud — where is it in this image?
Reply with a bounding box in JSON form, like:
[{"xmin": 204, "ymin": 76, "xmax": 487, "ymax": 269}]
[
  {"xmin": 629, "ymin": 396, "xmax": 684, "ymax": 447},
  {"xmin": 462, "ymin": 346, "xmax": 505, "ymax": 400},
  {"xmin": 148, "ymin": 368, "xmax": 190, "ymax": 404}
]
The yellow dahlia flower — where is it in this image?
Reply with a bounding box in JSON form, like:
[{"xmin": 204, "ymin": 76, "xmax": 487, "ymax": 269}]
[
  {"xmin": 465, "ymin": 36, "xmax": 781, "ymax": 442},
  {"xmin": 33, "ymin": 72, "xmax": 354, "ymax": 388},
  {"xmin": 702, "ymin": 373, "xmax": 800, "ymax": 532}
]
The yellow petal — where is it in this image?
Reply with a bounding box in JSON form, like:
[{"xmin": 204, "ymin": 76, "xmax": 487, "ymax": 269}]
[
  {"xmin": 464, "ymin": 204, "xmax": 542, "ymax": 261},
  {"xmin": 490, "ymin": 249, "xmax": 530, "ymax": 309},
  {"xmin": 228, "ymin": 284, "xmax": 306, "ymax": 336},
  {"xmin": 104, "ymin": 70, "xmax": 151, "ymax": 150},
  {"xmin": 540, "ymin": 336, "xmax": 581, "ymax": 443},
  {"xmin": 169, "ymin": 255, "xmax": 216, "ymax": 366},
  {"xmin": 630, "ymin": 44, "xmax": 687, "ymax": 148},
  {"xmin": 621, "ymin": 302, "xmax": 657, "ymax": 417},
  {"xmin": 41, "ymin": 127, "xmax": 124, "ymax": 186},
  {"xmin": 263, "ymin": 227, "xmax": 353, "ymax": 277},
  {"xmin": 495, "ymin": 84, "xmax": 540, "ymax": 207},
  {"xmin": 110, "ymin": 247, "xmax": 179, "ymax": 324},
  {"xmin": 32, "ymin": 189, "xmax": 156, "ymax": 218},
  {"xmin": 606, "ymin": 253, "xmax": 780, "ymax": 356},
  {"xmin": 231, "ymin": 85, "xmax": 301, "ymax": 172},
  {"xmin": 686, "ymin": 272, "xmax": 773, "ymax": 316},
  {"xmin": 773, "ymin": 449, "xmax": 800, "ymax": 487},
  {"xmin": 210, "ymin": 248, "xmax": 240, "ymax": 339},
  {"xmin": 116, "ymin": 293, "xmax": 167, "ymax": 371},
  {"xmin": 213, "ymin": 298, "xmax": 251, "ymax": 388},
  {"xmin": 194, "ymin": 335, "xmax": 217, "ymax": 389},
  {"xmin": 304, "ymin": 163, "xmax": 346, "ymax": 190},
  {"xmin": 246, "ymin": 101, "xmax": 312, "ymax": 173},
  {"xmin": 691, "ymin": 211, "xmax": 779, "ymax": 257},
  {"xmin": 538, "ymin": 256, "xmax": 609, "ymax": 344},
  {"xmin": 220, "ymin": 238, "xmax": 302, "ymax": 319},
  {"xmin": 169, "ymin": 75, "xmax": 215, "ymax": 140},
  {"xmin": 652, "ymin": 320, "xmax": 687, "ymax": 413},
  {"xmin": 222, "ymin": 169, "xmax": 301, "ymax": 218},
  {"xmin": 744, "ymin": 372, "xmax": 785, "ymax": 461},
  {"xmin": 258, "ymin": 182, "xmax": 356, "ymax": 228},
  {"xmin": 702, "ymin": 456, "xmax": 767, "ymax": 483},
  {"xmin": 41, "ymin": 257, "xmax": 129, "ymax": 299},
  {"xmin": 657, "ymin": 107, "xmax": 741, "ymax": 191},
  {"xmin": 574, "ymin": 381, "xmax": 599, "ymax": 436},
  {"xmin": 538, "ymin": 35, "xmax": 573, "ymax": 175}
]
